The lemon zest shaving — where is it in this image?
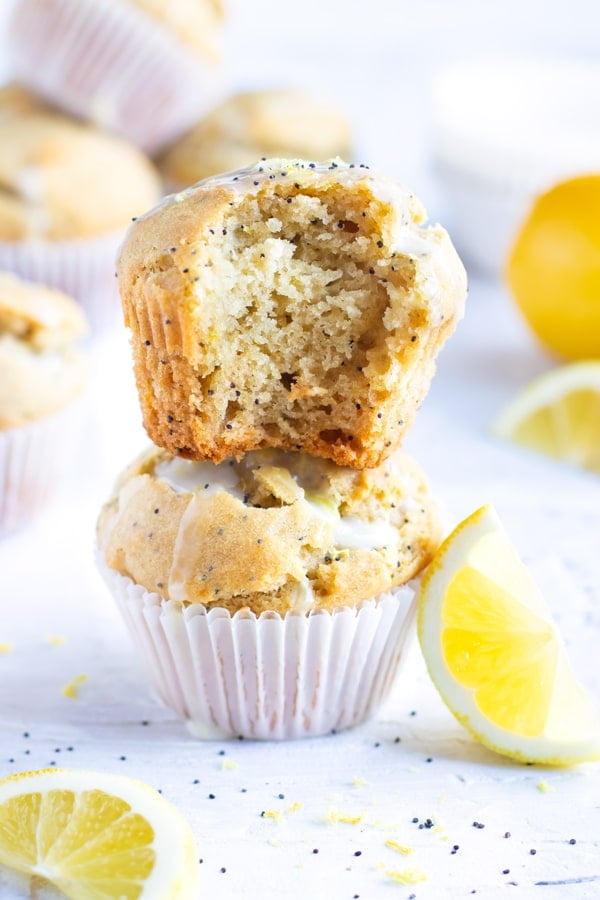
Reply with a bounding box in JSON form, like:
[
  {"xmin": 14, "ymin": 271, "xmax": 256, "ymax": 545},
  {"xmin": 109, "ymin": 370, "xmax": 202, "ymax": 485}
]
[
  {"xmin": 385, "ymin": 839, "xmax": 414, "ymax": 856},
  {"xmin": 221, "ymin": 759, "xmax": 238, "ymax": 771},
  {"xmin": 262, "ymin": 810, "xmax": 283, "ymax": 824},
  {"xmin": 537, "ymin": 779, "xmax": 555, "ymax": 793},
  {"xmin": 324, "ymin": 807, "xmax": 363, "ymax": 825},
  {"xmin": 46, "ymin": 635, "xmax": 66, "ymax": 647},
  {"xmin": 0, "ymin": 643, "xmax": 13, "ymax": 654},
  {"xmin": 62, "ymin": 673, "xmax": 88, "ymax": 699},
  {"xmin": 286, "ymin": 801, "xmax": 302, "ymax": 814},
  {"xmin": 382, "ymin": 866, "xmax": 428, "ymax": 885},
  {"xmin": 352, "ymin": 776, "xmax": 370, "ymax": 788}
]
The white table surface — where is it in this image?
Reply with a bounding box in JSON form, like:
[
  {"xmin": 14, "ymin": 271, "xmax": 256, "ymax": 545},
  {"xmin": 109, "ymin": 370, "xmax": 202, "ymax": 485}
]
[{"xmin": 1, "ymin": 2, "xmax": 600, "ymax": 898}]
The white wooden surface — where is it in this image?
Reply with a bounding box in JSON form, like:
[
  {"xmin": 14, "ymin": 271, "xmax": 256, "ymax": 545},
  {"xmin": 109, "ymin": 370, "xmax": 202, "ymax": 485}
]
[{"xmin": 1, "ymin": 2, "xmax": 600, "ymax": 897}]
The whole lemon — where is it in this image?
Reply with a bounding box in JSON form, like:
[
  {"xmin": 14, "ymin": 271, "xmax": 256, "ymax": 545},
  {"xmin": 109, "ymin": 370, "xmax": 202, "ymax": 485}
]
[{"xmin": 506, "ymin": 174, "xmax": 600, "ymax": 360}]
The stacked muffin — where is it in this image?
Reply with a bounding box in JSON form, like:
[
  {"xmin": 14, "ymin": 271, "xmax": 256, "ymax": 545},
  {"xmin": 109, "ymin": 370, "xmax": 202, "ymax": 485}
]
[{"xmin": 97, "ymin": 158, "xmax": 467, "ymax": 740}]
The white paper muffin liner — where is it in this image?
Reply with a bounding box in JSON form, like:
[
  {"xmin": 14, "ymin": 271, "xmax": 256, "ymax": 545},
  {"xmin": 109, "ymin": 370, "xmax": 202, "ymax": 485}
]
[
  {"xmin": 98, "ymin": 558, "xmax": 418, "ymax": 740},
  {"xmin": 7, "ymin": 0, "xmax": 218, "ymax": 154},
  {"xmin": 0, "ymin": 232, "xmax": 123, "ymax": 334},
  {"xmin": 0, "ymin": 401, "xmax": 82, "ymax": 535}
]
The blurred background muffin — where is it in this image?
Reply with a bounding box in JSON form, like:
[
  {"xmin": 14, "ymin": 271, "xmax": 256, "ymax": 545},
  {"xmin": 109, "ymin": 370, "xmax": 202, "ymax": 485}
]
[
  {"xmin": 0, "ymin": 102, "xmax": 161, "ymax": 331},
  {"xmin": 6, "ymin": 0, "xmax": 225, "ymax": 154},
  {"xmin": 0, "ymin": 271, "xmax": 87, "ymax": 534},
  {"xmin": 158, "ymin": 88, "xmax": 352, "ymax": 189},
  {"xmin": 128, "ymin": 0, "xmax": 224, "ymax": 62}
]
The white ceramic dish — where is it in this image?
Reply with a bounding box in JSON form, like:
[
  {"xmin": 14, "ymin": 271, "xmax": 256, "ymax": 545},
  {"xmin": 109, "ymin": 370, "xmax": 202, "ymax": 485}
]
[{"xmin": 432, "ymin": 59, "xmax": 600, "ymax": 274}]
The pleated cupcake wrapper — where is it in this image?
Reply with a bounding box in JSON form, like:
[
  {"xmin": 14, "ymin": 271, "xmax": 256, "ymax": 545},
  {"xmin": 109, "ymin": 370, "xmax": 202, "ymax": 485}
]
[
  {"xmin": 0, "ymin": 402, "xmax": 82, "ymax": 535},
  {"xmin": 7, "ymin": 0, "xmax": 217, "ymax": 154},
  {"xmin": 99, "ymin": 559, "xmax": 418, "ymax": 740},
  {"xmin": 0, "ymin": 232, "xmax": 123, "ymax": 334}
]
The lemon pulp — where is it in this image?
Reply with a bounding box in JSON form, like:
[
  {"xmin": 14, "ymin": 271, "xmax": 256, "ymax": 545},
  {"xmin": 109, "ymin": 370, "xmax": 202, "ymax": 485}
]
[{"xmin": 418, "ymin": 505, "xmax": 600, "ymax": 765}]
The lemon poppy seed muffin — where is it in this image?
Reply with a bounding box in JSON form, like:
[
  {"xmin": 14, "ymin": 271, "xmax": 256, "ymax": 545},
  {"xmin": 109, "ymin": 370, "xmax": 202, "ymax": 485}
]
[
  {"xmin": 97, "ymin": 445, "xmax": 439, "ymax": 737},
  {"xmin": 0, "ymin": 271, "xmax": 87, "ymax": 532},
  {"xmin": 97, "ymin": 445, "xmax": 439, "ymax": 616},
  {"xmin": 118, "ymin": 158, "xmax": 467, "ymax": 469},
  {"xmin": 0, "ymin": 112, "xmax": 161, "ymax": 241},
  {"xmin": 159, "ymin": 89, "xmax": 352, "ymax": 189},
  {"xmin": 0, "ymin": 271, "xmax": 87, "ymax": 428}
]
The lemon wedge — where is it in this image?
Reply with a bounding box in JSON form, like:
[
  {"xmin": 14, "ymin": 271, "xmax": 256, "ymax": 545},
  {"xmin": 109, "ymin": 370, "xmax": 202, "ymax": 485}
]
[
  {"xmin": 492, "ymin": 361, "xmax": 600, "ymax": 473},
  {"xmin": 0, "ymin": 768, "xmax": 198, "ymax": 899},
  {"xmin": 418, "ymin": 505, "xmax": 600, "ymax": 765},
  {"xmin": 506, "ymin": 174, "xmax": 600, "ymax": 360}
]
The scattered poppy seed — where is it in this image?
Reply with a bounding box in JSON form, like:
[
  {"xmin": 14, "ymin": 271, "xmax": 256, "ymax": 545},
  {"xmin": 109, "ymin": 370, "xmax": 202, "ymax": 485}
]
[
  {"xmin": 569, "ymin": 838, "xmax": 576, "ymax": 845},
  {"xmin": 208, "ymin": 794, "xmax": 216, "ymax": 799},
  {"xmin": 530, "ymin": 849, "xmax": 536, "ymax": 855}
]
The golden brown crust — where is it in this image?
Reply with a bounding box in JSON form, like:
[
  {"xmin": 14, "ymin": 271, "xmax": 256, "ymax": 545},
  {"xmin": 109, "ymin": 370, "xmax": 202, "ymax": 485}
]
[
  {"xmin": 158, "ymin": 90, "xmax": 351, "ymax": 189},
  {"xmin": 0, "ymin": 113, "xmax": 161, "ymax": 239},
  {"xmin": 118, "ymin": 159, "xmax": 467, "ymax": 468},
  {"xmin": 97, "ymin": 445, "xmax": 441, "ymax": 614}
]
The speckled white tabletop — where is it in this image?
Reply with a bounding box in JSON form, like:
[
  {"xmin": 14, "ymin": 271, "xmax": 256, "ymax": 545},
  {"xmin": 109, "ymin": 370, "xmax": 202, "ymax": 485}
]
[{"xmin": 1, "ymin": 275, "xmax": 599, "ymax": 899}]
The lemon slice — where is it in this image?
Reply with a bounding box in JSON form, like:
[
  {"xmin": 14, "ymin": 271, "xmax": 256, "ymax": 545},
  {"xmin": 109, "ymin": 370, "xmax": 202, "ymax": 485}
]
[
  {"xmin": 506, "ymin": 174, "xmax": 600, "ymax": 360},
  {"xmin": 492, "ymin": 361, "xmax": 600, "ymax": 473},
  {"xmin": 0, "ymin": 768, "xmax": 199, "ymax": 899},
  {"xmin": 418, "ymin": 505, "xmax": 600, "ymax": 765}
]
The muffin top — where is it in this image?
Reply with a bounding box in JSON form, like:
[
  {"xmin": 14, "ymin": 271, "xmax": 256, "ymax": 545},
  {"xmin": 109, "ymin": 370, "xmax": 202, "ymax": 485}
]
[
  {"xmin": 159, "ymin": 89, "xmax": 352, "ymax": 188},
  {"xmin": 126, "ymin": 0, "xmax": 224, "ymax": 61},
  {"xmin": 0, "ymin": 112, "xmax": 161, "ymax": 240},
  {"xmin": 97, "ymin": 445, "xmax": 440, "ymax": 615},
  {"xmin": 0, "ymin": 271, "xmax": 87, "ymax": 427}
]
